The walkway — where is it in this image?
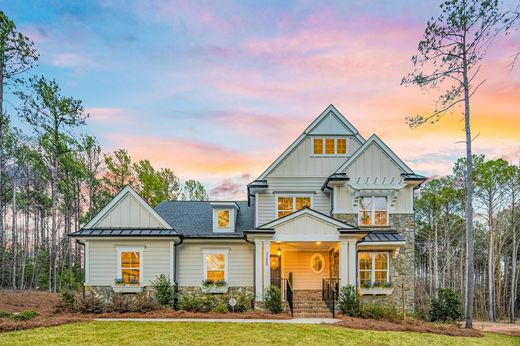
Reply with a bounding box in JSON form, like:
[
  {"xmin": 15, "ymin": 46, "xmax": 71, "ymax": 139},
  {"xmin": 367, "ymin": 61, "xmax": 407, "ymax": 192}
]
[{"xmin": 95, "ymin": 318, "xmax": 340, "ymax": 324}]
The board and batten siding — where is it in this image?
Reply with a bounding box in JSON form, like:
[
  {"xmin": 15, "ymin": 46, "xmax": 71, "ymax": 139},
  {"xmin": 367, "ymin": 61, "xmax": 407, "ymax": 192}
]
[
  {"xmin": 282, "ymin": 251, "xmax": 329, "ymax": 290},
  {"xmin": 94, "ymin": 193, "xmax": 165, "ymax": 228},
  {"xmin": 177, "ymin": 241, "xmax": 254, "ymax": 287},
  {"xmin": 256, "ymin": 177, "xmax": 332, "ymax": 226},
  {"xmin": 87, "ymin": 240, "xmax": 172, "ymax": 286}
]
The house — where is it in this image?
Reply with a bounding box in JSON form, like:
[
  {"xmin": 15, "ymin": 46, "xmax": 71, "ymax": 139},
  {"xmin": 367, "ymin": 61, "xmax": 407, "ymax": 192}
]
[{"xmin": 70, "ymin": 105, "xmax": 425, "ymax": 315}]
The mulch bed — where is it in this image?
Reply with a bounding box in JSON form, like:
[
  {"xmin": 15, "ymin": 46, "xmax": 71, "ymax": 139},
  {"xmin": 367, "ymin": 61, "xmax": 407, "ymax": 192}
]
[
  {"xmin": 334, "ymin": 315, "xmax": 483, "ymax": 337},
  {"xmin": 95, "ymin": 309, "xmax": 292, "ymax": 320}
]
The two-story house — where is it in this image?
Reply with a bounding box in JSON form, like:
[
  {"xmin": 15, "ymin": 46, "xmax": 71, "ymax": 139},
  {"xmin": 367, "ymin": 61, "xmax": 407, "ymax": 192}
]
[{"xmin": 70, "ymin": 105, "xmax": 425, "ymax": 316}]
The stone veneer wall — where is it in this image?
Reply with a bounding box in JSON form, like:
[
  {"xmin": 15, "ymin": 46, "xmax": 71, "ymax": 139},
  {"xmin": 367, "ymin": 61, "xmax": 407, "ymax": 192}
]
[{"xmin": 334, "ymin": 213, "xmax": 415, "ymax": 310}]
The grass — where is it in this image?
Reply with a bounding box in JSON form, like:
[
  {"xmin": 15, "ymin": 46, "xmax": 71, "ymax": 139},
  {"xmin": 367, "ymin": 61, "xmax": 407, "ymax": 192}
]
[{"xmin": 0, "ymin": 321, "xmax": 518, "ymax": 346}]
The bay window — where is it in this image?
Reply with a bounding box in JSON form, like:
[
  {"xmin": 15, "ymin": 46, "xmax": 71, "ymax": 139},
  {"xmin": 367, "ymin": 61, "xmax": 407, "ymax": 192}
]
[
  {"xmin": 277, "ymin": 195, "xmax": 312, "ymax": 218},
  {"xmin": 359, "ymin": 196, "xmax": 388, "ymax": 226},
  {"xmin": 358, "ymin": 252, "xmax": 389, "ymax": 286}
]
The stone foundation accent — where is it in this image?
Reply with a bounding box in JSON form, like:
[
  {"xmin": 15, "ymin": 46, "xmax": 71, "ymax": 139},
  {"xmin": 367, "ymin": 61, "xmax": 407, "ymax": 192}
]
[
  {"xmin": 335, "ymin": 213, "xmax": 415, "ymax": 310},
  {"xmin": 84, "ymin": 285, "xmax": 154, "ymax": 302},
  {"xmin": 177, "ymin": 286, "xmax": 254, "ymax": 296}
]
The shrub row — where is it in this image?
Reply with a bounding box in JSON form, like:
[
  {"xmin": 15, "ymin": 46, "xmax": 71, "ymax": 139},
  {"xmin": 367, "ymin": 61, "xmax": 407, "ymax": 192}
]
[
  {"xmin": 0, "ymin": 310, "xmax": 40, "ymax": 321},
  {"xmin": 55, "ymin": 292, "xmax": 160, "ymax": 314},
  {"xmin": 178, "ymin": 290, "xmax": 254, "ymax": 313}
]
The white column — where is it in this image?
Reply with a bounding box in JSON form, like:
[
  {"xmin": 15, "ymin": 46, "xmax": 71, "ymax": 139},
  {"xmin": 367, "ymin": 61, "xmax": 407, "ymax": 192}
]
[
  {"xmin": 263, "ymin": 240, "xmax": 271, "ymax": 293},
  {"xmin": 340, "ymin": 240, "xmax": 348, "ymax": 287},
  {"xmin": 255, "ymin": 240, "xmax": 263, "ymax": 301},
  {"xmin": 348, "ymin": 240, "xmax": 356, "ymax": 286}
]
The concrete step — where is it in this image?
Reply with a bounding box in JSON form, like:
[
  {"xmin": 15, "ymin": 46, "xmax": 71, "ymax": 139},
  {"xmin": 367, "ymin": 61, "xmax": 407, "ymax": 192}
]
[{"xmin": 293, "ymin": 312, "xmax": 333, "ymax": 318}]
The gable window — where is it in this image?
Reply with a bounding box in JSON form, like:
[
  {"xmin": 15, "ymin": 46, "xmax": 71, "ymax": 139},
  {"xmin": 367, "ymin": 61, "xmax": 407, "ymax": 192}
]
[
  {"xmin": 359, "ymin": 252, "xmax": 389, "ymax": 286},
  {"xmin": 359, "ymin": 196, "xmax": 388, "ymax": 226},
  {"xmin": 312, "ymin": 137, "xmax": 347, "ymax": 156},
  {"xmin": 117, "ymin": 247, "xmax": 144, "ymax": 285},
  {"xmin": 277, "ymin": 195, "xmax": 312, "ymax": 218},
  {"xmin": 203, "ymin": 249, "xmax": 228, "ymax": 283},
  {"xmin": 217, "ymin": 210, "xmax": 230, "ymax": 228}
]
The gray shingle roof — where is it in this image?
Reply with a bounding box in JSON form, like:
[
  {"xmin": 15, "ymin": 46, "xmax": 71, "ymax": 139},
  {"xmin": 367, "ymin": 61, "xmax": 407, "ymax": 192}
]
[
  {"xmin": 361, "ymin": 231, "xmax": 405, "ymax": 243},
  {"xmin": 70, "ymin": 229, "xmax": 178, "ymax": 237},
  {"xmin": 154, "ymin": 201, "xmax": 254, "ymax": 238}
]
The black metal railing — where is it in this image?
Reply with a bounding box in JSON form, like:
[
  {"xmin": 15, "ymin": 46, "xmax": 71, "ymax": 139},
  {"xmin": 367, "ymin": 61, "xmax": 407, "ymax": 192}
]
[
  {"xmin": 322, "ymin": 278, "xmax": 340, "ymax": 318},
  {"xmin": 282, "ymin": 278, "xmax": 294, "ymax": 318}
]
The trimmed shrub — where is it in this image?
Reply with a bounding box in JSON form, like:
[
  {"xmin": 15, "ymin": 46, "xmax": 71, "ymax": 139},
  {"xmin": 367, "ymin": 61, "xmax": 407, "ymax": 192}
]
[
  {"xmin": 359, "ymin": 303, "xmax": 402, "ymax": 321},
  {"xmin": 76, "ymin": 294, "xmax": 107, "ymax": 314},
  {"xmin": 130, "ymin": 293, "xmax": 160, "ymax": 312},
  {"xmin": 430, "ymin": 288, "xmax": 463, "ymax": 323},
  {"xmin": 263, "ymin": 286, "xmax": 283, "ymax": 314},
  {"xmin": 178, "ymin": 291, "xmax": 213, "ymax": 312},
  {"xmin": 54, "ymin": 289, "xmax": 76, "ymax": 312},
  {"xmin": 109, "ymin": 293, "xmax": 132, "ymax": 313},
  {"xmin": 228, "ymin": 291, "xmax": 254, "ymax": 312},
  {"xmin": 212, "ymin": 303, "xmax": 229, "ymax": 313},
  {"xmin": 12, "ymin": 310, "xmax": 40, "ymax": 321},
  {"xmin": 151, "ymin": 274, "xmax": 174, "ymax": 307},
  {"xmin": 338, "ymin": 285, "xmax": 360, "ymax": 317},
  {"xmin": 0, "ymin": 311, "xmax": 13, "ymax": 318}
]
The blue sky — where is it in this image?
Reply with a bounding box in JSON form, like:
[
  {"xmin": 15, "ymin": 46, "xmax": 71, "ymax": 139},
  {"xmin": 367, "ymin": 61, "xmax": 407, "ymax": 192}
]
[{"xmin": 4, "ymin": 1, "xmax": 520, "ymax": 198}]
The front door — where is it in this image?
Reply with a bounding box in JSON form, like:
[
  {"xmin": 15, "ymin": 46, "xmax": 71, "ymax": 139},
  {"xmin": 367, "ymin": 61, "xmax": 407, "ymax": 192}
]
[{"xmin": 270, "ymin": 255, "xmax": 281, "ymax": 288}]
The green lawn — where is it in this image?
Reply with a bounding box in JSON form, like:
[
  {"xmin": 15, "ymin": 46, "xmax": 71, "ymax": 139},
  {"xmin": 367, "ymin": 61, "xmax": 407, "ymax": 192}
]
[{"xmin": 0, "ymin": 321, "xmax": 518, "ymax": 346}]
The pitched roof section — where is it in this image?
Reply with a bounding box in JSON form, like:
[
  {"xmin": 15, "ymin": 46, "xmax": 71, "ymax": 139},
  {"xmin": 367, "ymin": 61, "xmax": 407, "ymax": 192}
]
[
  {"xmin": 83, "ymin": 185, "xmax": 172, "ymax": 230},
  {"xmin": 334, "ymin": 134, "xmax": 414, "ymax": 175},
  {"xmin": 154, "ymin": 201, "xmax": 254, "ymax": 238},
  {"xmin": 361, "ymin": 231, "xmax": 406, "ymax": 243},
  {"xmin": 257, "ymin": 207, "xmax": 357, "ymax": 230},
  {"xmin": 256, "ymin": 105, "xmax": 365, "ymax": 180}
]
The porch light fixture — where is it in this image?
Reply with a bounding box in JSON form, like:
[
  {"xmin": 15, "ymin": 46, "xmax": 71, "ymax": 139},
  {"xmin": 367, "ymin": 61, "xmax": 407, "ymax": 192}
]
[
  {"xmin": 277, "ymin": 245, "xmax": 281, "ymax": 257},
  {"xmin": 316, "ymin": 241, "xmax": 321, "ymax": 245}
]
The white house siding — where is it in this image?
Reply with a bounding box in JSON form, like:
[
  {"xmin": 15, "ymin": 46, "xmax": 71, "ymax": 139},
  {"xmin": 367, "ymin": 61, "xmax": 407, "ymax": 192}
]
[
  {"xmin": 269, "ymin": 137, "xmax": 361, "ymax": 178},
  {"xmin": 334, "ymin": 185, "xmax": 414, "ymax": 214},
  {"xmin": 94, "ymin": 193, "xmax": 165, "ymax": 228},
  {"xmin": 274, "ymin": 214, "xmax": 340, "ymax": 241},
  {"xmin": 345, "ymin": 142, "xmax": 404, "ymax": 181},
  {"xmin": 256, "ymin": 177, "xmax": 332, "ymax": 226},
  {"xmin": 87, "ymin": 240, "xmax": 172, "ymax": 286},
  {"xmin": 282, "ymin": 251, "xmax": 329, "ymax": 290},
  {"xmin": 177, "ymin": 241, "xmax": 254, "ymax": 288}
]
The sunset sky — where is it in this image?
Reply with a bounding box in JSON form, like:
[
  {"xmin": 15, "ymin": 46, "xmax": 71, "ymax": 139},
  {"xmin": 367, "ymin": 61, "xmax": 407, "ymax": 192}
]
[{"xmin": 4, "ymin": 1, "xmax": 520, "ymax": 199}]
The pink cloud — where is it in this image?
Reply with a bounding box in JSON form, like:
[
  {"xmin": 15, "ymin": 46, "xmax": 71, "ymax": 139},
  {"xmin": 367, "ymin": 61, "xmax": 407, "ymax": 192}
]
[{"xmin": 50, "ymin": 52, "xmax": 96, "ymax": 68}]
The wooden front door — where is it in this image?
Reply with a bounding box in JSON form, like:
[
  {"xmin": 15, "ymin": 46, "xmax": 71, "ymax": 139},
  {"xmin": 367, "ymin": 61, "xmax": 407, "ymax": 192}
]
[{"xmin": 270, "ymin": 255, "xmax": 281, "ymax": 288}]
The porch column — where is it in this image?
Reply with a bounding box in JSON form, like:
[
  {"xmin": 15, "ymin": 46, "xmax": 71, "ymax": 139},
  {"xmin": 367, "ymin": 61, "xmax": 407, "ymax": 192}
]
[
  {"xmin": 263, "ymin": 240, "xmax": 271, "ymax": 293},
  {"xmin": 255, "ymin": 240, "xmax": 263, "ymax": 301},
  {"xmin": 340, "ymin": 240, "xmax": 348, "ymax": 287},
  {"xmin": 348, "ymin": 240, "xmax": 356, "ymax": 286}
]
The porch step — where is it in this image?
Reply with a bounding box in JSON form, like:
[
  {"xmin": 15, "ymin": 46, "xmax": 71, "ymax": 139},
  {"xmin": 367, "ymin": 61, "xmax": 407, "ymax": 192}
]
[{"xmin": 292, "ymin": 300, "xmax": 333, "ymax": 318}]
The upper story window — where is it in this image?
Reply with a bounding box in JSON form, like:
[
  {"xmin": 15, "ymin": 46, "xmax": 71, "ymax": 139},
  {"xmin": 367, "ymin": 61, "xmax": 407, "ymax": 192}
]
[
  {"xmin": 358, "ymin": 196, "xmax": 388, "ymax": 226},
  {"xmin": 217, "ymin": 210, "xmax": 230, "ymax": 228},
  {"xmin": 277, "ymin": 195, "xmax": 312, "ymax": 218},
  {"xmin": 312, "ymin": 137, "xmax": 347, "ymax": 156}
]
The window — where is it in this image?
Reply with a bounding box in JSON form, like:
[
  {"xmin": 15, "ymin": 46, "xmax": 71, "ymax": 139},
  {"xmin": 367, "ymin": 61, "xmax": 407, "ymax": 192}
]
[
  {"xmin": 358, "ymin": 252, "xmax": 389, "ymax": 286},
  {"xmin": 359, "ymin": 196, "xmax": 388, "ymax": 226},
  {"xmin": 217, "ymin": 210, "xmax": 230, "ymax": 228},
  {"xmin": 310, "ymin": 254, "xmax": 325, "ymax": 274},
  {"xmin": 203, "ymin": 250, "xmax": 228, "ymax": 283},
  {"xmin": 117, "ymin": 247, "xmax": 143, "ymax": 285},
  {"xmin": 277, "ymin": 195, "xmax": 312, "ymax": 218},
  {"xmin": 312, "ymin": 137, "xmax": 348, "ymax": 155}
]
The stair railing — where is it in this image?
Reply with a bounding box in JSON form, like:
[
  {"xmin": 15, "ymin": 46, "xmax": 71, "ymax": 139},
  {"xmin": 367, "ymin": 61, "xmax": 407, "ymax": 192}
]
[
  {"xmin": 322, "ymin": 278, "xmax": 339, "ymax": 318},
  {"xmin": 282, "ymin": 278, "xmax": 294, "ymax": 318}
]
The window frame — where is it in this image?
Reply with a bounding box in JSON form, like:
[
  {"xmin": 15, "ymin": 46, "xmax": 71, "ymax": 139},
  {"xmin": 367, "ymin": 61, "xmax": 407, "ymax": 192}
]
[
  {"xmin": 116, "ymin": 246, "xmax": 144, "ymax": 286},
  {"xmin": 311, "ymin": 137, "xmax": 348, "ymax": 157},
  {"xmin": 358, "ymin": 196, "xmax": 389, "ymax": 226},
  {"xmin": 357, "ymin": 251, "xmax": 390, "ymax": 286},
  {"xmin": 275, "ymin": 194, "xmax": 314, "ymax": 219},
  {"xmin": 202, "ymin": 249, "xmax": 229, "ymax": 283}
]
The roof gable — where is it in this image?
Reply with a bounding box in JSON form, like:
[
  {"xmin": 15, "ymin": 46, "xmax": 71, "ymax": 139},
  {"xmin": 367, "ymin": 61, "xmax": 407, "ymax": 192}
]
[
  {"xmin": 84, "ymin": 186, "xmax": 172, "ymax": 229},
  {"xmin": 258, "ymin": 207, "xmax": 356, "ymax": 230},
  {"xmin": 257, "ymin": 105, "xmax": 365, "ymax": 180},
  {"xmin": 335, "ymin": 134, "xmax": 414, "ymax": 175}
]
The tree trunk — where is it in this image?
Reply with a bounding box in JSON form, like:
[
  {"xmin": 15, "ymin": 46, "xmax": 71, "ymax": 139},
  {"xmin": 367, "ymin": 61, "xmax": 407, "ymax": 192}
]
[
  {"xmin": 511, "ymin": 187, "xmax": 518, "ymax": 323},
  {"xmin": 488, "ymin": 200, "xmax": 496, "ymax": 321},
  {"xmin": 434, "ymin": 218, "xmax": 439, "ymax": 296},
  {"xmin": 11, "ymin": 178, "xmax": 16, "ymax": 289},
  {"xmin": 462, "ymin": 37, "xmax": 475, "ymax": 329}
]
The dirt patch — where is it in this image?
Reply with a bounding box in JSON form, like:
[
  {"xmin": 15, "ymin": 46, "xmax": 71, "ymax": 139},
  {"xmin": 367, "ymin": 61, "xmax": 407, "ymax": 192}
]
[
  {"xmin": 472, "ymin": 321, "xmax": 520, "ymax": 337},
  {"xmin": 334, "ymin": 315, "xmax": 483, "ymax": 337},
  {"xmin": 95, "ymin": 309, "xmax": 291, "ymax": 320}
]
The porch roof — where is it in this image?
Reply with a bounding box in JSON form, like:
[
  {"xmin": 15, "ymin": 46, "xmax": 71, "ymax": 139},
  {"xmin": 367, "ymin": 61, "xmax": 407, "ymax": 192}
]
[
  {"xmin": 255, "ymin": 207, "xmax": 358, "ymax": 230},
  {"xmin": 360, "ymin": 231, "xmax": 405, "ymax": 243}
]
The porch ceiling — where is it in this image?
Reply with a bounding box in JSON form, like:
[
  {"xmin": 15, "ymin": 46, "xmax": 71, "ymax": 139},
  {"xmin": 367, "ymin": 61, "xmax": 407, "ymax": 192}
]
[{"xmin": 270, "ymin": 241, "xmax": 338, "ymax": 251}]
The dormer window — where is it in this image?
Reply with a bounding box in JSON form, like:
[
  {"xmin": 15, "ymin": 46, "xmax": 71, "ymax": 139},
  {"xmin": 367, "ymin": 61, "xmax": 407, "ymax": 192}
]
[
  {"xmin": 217, "ymin": 210, "xmax": 230, "ymax": 228},
  {"xmin": 211, "ymin": 202, "xmax": 239, "ymax": 233},
  {"xmin": 312, "ymin": 137, "xmax": 347, "ymax": 156}
]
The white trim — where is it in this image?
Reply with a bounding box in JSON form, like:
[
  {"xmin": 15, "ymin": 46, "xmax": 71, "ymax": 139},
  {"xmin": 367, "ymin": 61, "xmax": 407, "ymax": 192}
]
[
  {"xmin": 257, "ymin": 105, "xmax": 365, "ymax": 180},
  {"xmin": 357, "ymin": 241, "xmax": 406, "ymax": 247},
  {"xmin": 260, "ymin": 207, "xmax": 354, "ymax": 229},
  {"xmin": 212, "ymin": 208, "xmax": 235, "ymax": 233},
  {"xmin": 358, "ymin": 251, "xmax": 390, "ymax": 286},
  {"xmin": 310, "ymin": 253, "xmax": 325, "ymax": 274},
  {"xmin": 84, "ymin": 185, "xmax": 172, "ymax": 229},
  {"xmin": 116, "ymin": 246, "xmax": 144, "ymax": 286},
  {"xmin": 335, "ymin": 134, "xmax": 414, "ymax": 174},
  {"xmin": 255, "ymin": 240, "xmax": 263, "ymax": 301},
  {"xmin": 255, "ymin": 191, "xmax": 259, "ymax": 228},
  {"xmin": 85, "ymin": 241, "xmax": 90, "ymax": 284},
  {"xmin": 310, "ymin": 136, "xmax": 349, "ymax": 157},
  {"xmin": 202, "ymin": 249, "xmax": 229, "ymax": 283},
  {"xmin": 274, "ymin": 193, "xmax": 314, "ymax": 219},
  {"xmin": 169, "ymin": 241, "xmax": 174, "ymax": 282}
]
